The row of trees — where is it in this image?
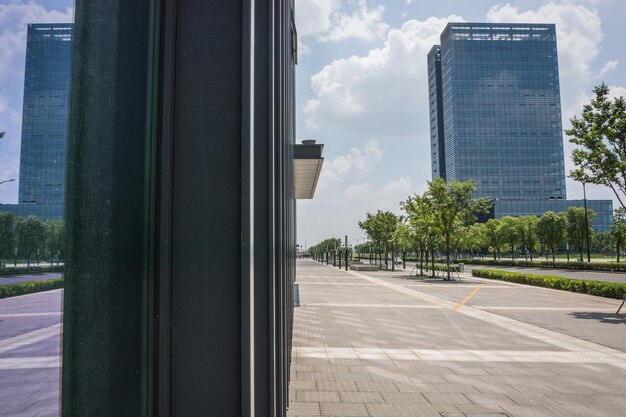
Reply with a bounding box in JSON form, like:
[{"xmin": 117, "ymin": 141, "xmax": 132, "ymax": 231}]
[
  {"xmin": 355, "ymin": 179, "xmax": 489, "ymax": 280},
  {"xmin": 0, "ymin": 213, "xmax": 64, "ymax": 266},
  {"xmin": 348, "ymin": 179, "xmax": 626, "ymax": 280}
]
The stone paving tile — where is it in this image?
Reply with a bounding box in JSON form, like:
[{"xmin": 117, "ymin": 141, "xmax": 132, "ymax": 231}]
[
  {"xmin": 543, "ymin": 404, "xmax": 616, "ymax": 417},
  {"xmin": 365, "ymin": 403, "xmax": 447, "ymax": 417},
  {"xmin": 422, "ymin": 392, "xmax": 472, "ymax": 405},
  {"xmin": 296, "ymin": 390, "xmax": 340, "ymax": 403},
  {"xmin": 465, "ymin": 392, "xmax": 519, "ymax": 407},
  {"xmin": 497, "ymin": 405, "xmax": 559, "ymax": 417},
  {"xmin": 290, "ymin": 380, "xmax": 317, "ymax": 390},
  {"xmin": 287, "ymin": 402, "xmax": 321, "ymax": 416},
  {"xmin": 505, "ymin": 393, "xmax": 560, "ymax": 406},
  {"xmin": 318, "ymin": 402, "xmax": 368, "ymax": 416},
  {"xmin": 354, "ymin": 381, "xmax": 399, "ymax": 392},
  {"xmin": 452, "ymin": 404, "xmax": 509, "ymax": 415},
  {"xmin": 380, "ymin": 391, "xmax": 429, "ymax": 404},
  {"xmin": 316, "ymin": 380, "xmax": 358, "ymax": 392},
  {"xmin": 338, "ymin": 390, "xmax": 385, "ymax": 404},
  {"xmin": 332, "ymin": 371, "xmax": 372, "ymax": 382},
  {"xmin": 289, "ymin": 261, "xmax": 626, "ymax": 417},
  {"xmin": 296, "ymin": 371, "xmax": 335, "ymax": 381}
]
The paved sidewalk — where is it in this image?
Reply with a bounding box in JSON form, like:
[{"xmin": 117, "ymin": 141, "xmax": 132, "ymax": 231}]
[
  {"xmin": 0, "ymin": 290, "xmax": 62, "ymax": 417},
  {"xmin": 288, "ymin": 259, "xmax": 626, "ymax": 417}
]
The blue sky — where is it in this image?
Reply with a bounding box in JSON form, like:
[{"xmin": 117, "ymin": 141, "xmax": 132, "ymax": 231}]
[
  {"xmin": 0, "ymin": 1, "xmax": 624, "ymax": 247},
  {"xmin": 295, "ymin": 0, "xmax": 626, "ymax": 247}
]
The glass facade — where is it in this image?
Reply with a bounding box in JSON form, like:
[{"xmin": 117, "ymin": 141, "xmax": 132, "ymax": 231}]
[
  {"xmin": 495, "ymin": 199, "xmax": 613, "ymax": 232},
  {"xmin": 428, "ymin": 23, "xmax": 613, "ymax": 231},
  {"xmin": 430, "ymin": 23, "xmax": 566, "ymax": 200},
  {"xmin": 18, "ymin": 24, "xmax": 72, "ymax": 219}
]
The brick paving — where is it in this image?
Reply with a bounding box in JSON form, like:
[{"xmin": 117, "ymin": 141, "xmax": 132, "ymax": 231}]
[{"xmin": 288, "ymin": 259, "xmax": 626, "ymax": 417}]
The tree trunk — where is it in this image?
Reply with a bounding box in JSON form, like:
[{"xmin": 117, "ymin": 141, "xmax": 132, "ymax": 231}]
[
  {"xmin": 579, "ymin": 247, "xmax": 583, "ymax": 263},
  {"xmin": 446, "ymin": 238, "xmax": 451, "ymax": 281},
  {"xmin": 431, "ymin": 250, "xmax": 435, "ymax": 277}
]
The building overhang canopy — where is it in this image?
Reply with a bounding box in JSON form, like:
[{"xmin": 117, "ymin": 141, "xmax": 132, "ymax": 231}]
[{"xmin": 294, "ymin": 140, "xmax": 324, "ymax": 199}]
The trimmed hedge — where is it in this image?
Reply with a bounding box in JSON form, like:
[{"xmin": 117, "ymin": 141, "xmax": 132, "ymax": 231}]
[
  {"xmin": 0, "ymin": 265, "xmax": 64, "ymax": 276},
  {"xmin": 471, "ymin": 269, "xmax": 626, "ymax": 299},
  {"xmin": 0, "ymin": 278, "xmax": 64, "ymax": 299},
  {"xmin": 461, "ymin": 258, "xmax": 626, "ymax": 273}
]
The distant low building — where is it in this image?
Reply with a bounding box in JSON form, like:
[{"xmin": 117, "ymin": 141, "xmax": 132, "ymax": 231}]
[
  {"xmin": 427, "ymin": 23, "xmax": 612, "ymax": 231},
  {"xmin": 0, "ymin": 23, "xmax": 73, "ymax": 220}
]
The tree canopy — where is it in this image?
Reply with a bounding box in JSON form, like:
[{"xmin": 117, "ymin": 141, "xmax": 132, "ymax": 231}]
[
  {"xmin": 566, "ymin": 83, "xmax": 626, "ymax": 209},
  {"xmin": 424, "ymin": 178, "xmax": 490, "ymax": 279}
]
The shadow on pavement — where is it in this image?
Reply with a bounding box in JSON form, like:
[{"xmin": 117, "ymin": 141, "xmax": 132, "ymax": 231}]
[{"xmin": 569, "ymin": 312, "xmax": 626, "ymax": 325}]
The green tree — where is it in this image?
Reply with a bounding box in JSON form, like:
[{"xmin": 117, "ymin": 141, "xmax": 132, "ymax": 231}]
[
  {"xmin": 566, "ymin": 207, "xmax": 596, "ymax": 262},
  {"xmin": 517, "ymin": 215, "xmax": 539, "ymax": 260},
  {"xmin": 44, "ymin": 219, "xmax": 65, "ymax": 263},
  {"xmin": 499, "ymin": 216, "xmax": 520, "ymax": 260},
  {"xmin": 402, "ymin": 194, "xmax": 440, "ymax": 276},
  {"xmin": 484, "ymin": 218, "xmax": 504, "ymax": 260},
  {"xmin": 425, "ymin": 178, "xmax": 490, "ymax": 280},
  {"xmin": 566, "ymin": 83, "xmax": 626, "ymax": 210},
  {"xmin": 610, "ymin": 208, "xmax": 626, "ymax": 262},
  {"xmin": 15, "ymin": 215, "xmax": 45, "ymax": 266},
  {"xmin": 467, "ymin": 222, "xmax": 487, "ymax": 259},
  {"xmin": 358, "ymin": 210, "xmax": 399, "ymax": 269},
  {"xmin": 0, "ymin": 212, "xmax": 16, "ymax": 265},
  {"xmin": 537, "ymin": 211, "xmax": 566, "ymax": 261}
]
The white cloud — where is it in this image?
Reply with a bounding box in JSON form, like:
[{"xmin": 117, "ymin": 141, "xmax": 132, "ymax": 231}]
[
  {"xmin": 295, "ymin": 0, "xmax": 340, "ymax": 37},
  {"xmin": 319, "ymin": 0, "xmax": 389, "ymax": 43},
  {"xmin": 343, "ymin": 182, "xmax": 373, "ymax": 202},
  {"xmin": 304, "ymin": 15, "xmax": 463, "ymax": 135},
  {"xmin": 376, "ymin": 177, "xmax": 413, "ymax": 212},
  {"xmin": 296, "ymin": 0, "xmax": 390, "ymax": 45},
  {"xmin": 598, "ymin": 59, "xmax": 619, "ymax": 78},
  {"xmin": 319, "ymin": 140, "xmax": 382, "ymax": 187},
  {"xmin": 609, "ymin": 85, "xmax": 626, "ymax": 98}
]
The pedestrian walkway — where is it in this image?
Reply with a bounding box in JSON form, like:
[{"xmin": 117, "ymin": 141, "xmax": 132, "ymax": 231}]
[
  {"xmin": 0, "ymin": 290, "xmax": 61, "ymax": 417},
  {"xmin": 288, "ymin": 259, "xmax": 626, "ymax": 417}
]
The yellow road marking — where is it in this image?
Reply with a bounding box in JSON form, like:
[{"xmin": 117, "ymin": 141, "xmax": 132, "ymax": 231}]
[{"xmin": 454, "ymin": 284, "xmax": 484, "ymax": 311}]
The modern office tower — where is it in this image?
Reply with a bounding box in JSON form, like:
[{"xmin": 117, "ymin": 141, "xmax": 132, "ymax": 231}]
[
  {"xmin": 19, "ymin": 23, "xmax": 72, "ymax": 218},
  {"xmin": 0, "ymin": 23, "xmax": 72, "ymax": 220},
  {"xmin": 428, "ymin": 23, "xmax": 612, "ymax": 230}
]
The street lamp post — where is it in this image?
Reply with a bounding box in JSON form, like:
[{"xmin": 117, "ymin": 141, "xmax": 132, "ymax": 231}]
[
  {"xmin": 0, "ymin": 178, "xmax": 16, "ymax": 186},
  {"xmin": 582, "ymin": 181, "xmax": 591, "ymax": 263}
]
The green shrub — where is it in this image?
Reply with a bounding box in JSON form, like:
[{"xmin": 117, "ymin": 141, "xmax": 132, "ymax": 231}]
[
  {"xmin": 0, "ymin": 265, "xmax": 64, "ymax": 276},
  {"xmin": 471, "ymin": 269, "xmax": 626, "ymax": 299},
  {"xmin": 0, "ymin": 278, "xmax": 64, "ymax": 299},
  {"xmin": 462, "ymin": 258, "xmax": 626, "ymax": 272}
]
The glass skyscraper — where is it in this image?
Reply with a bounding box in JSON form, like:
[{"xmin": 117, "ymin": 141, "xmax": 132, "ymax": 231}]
[
  {"xmin": 0, "ymin": 23, "xmax": 72, "ymax": 220},
  {"xmin": 428, "ymin": 23, "xmax": 612, "ymax": 231}
]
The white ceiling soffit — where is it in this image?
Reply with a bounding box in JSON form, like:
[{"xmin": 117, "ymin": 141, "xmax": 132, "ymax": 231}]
[{"xmin": 294, "ymin": 158, "xmax": 323, "ymax": 199}]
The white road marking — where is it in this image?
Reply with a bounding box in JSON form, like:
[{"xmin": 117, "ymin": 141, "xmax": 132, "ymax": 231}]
[
  {"xmin": 0, "ymin": 324, "xmax": 61, "ymax": 355},
  {"xmin": 0, "ymin": 312, "xmax": 61, "ymax": 318},
  {"xmin": 294, "ymin": 347, "xmax": 626, "ymax": 368},
  {"xmin": 337, "ymin": 266, "xmax": 626, "ymax": 370},
  {"xmin": 0, "ymin": 356, "xmax": 59, "ymax": 369}
]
